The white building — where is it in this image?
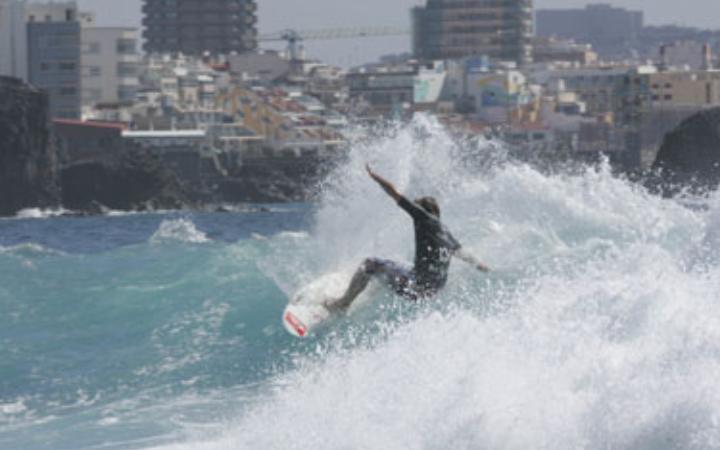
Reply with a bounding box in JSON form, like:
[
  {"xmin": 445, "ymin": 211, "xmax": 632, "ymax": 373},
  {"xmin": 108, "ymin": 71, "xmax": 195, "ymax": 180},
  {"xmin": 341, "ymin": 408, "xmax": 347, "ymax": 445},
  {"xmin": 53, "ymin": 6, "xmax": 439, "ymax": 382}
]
[
  {"xmin": 81, "ymin": 27, "xmax": 140, "ymax": 108},
  {"xmin": 0, "ymin": 0, "xmax": 28, "ymax": 80}
]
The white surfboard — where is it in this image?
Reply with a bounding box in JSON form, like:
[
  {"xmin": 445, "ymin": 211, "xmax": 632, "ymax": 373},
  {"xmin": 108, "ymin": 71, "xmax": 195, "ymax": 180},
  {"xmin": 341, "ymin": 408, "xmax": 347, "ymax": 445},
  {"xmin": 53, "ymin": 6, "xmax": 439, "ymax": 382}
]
[{"xmin": 282, "ymin": 272, "xmax": 349, "ymax": 338}]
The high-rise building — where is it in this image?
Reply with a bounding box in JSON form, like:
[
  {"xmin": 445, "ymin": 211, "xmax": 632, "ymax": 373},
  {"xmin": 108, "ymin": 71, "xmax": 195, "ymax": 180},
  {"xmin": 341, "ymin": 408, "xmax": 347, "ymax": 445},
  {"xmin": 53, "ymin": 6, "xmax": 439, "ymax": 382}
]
[
  {"xmin": 26, "ymin": 1, "xmax": 83, "ymax": 119},
  {"xmin": 142, "ymin": 0, "xmax": 258, "ymax": 56},
  {"xmin": 81, "ymin": 27, "xmax": 140, "ymax": 107},
  {"xmin": 536, "ymin": 4, "xmax": 643, "ymax": 59},
  {"xmin": 0, "ymin": 0, "xmax": 28, "ymax": 80},
  {"xmin": 412, "ymin": 0, "xmax": 534, "ymax": 66}
]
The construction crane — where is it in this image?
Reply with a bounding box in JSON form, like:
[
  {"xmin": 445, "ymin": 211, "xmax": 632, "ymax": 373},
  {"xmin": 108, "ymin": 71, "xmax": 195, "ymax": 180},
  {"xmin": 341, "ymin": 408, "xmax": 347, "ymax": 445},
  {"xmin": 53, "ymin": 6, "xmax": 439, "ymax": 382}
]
[{"xmin": 258, "ymin": 26, "xmax": 410, "ymax": 63}]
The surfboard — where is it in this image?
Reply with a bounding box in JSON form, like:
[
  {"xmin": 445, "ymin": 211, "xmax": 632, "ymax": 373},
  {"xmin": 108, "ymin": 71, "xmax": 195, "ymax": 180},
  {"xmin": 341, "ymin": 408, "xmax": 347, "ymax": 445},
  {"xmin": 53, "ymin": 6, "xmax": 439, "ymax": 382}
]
[{"xmin": 282, "ymin": 272, "xmax": 349, "ymax": 338}]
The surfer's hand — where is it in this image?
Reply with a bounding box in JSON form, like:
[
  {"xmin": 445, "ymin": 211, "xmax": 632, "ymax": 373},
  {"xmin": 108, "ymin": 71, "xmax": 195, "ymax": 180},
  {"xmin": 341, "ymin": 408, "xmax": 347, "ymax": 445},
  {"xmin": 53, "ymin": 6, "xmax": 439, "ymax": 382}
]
[{"xmin": 366, "ymin": 164, "xmax": 376, "ymax": 179}]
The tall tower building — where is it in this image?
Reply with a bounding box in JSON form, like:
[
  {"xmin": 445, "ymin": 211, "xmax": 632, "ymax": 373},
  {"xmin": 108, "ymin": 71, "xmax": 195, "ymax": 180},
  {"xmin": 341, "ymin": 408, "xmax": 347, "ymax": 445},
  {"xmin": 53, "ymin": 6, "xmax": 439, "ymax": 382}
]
[
  {"xmin": 26, "ymin": 1, "xmax": 83, "ymax": 119},
  {"xmin": 412, "ymin": 0, "xmax": 534, "ymax": 66},
  {"xmin": 142, "ymin": 0, "xmax": 258, "ymax": 56},
  {"xmin": 0, "ymin": 0, "xmax": 28, "ymax": 80}
]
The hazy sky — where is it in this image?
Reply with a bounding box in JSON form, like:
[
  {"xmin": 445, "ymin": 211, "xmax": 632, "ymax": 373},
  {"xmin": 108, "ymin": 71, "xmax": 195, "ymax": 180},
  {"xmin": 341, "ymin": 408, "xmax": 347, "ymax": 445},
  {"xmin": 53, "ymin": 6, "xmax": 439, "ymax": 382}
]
[{"xmin": 77, "ymin": 0, "xmax": 720, "ymax": 66}]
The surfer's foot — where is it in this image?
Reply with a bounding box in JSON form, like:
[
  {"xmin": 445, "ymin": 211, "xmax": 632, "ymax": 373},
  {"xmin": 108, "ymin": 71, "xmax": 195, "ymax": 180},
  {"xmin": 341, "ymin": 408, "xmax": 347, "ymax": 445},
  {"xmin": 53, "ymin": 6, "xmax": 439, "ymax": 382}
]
[{"xmin": 323, "ymin": 298, "xmax": 347, "ymax": 314}]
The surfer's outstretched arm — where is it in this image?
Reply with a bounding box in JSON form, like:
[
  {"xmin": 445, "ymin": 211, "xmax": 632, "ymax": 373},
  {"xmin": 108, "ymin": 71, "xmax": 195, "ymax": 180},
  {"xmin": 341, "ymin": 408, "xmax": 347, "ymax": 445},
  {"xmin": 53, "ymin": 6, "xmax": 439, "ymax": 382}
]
[
  {"xmin": 366, "ymin": 164, "xmax": 403, "ymax": 203},
  {"xmin": 455, "ymin": 249, "xmax": 491, "ymax": 273}
]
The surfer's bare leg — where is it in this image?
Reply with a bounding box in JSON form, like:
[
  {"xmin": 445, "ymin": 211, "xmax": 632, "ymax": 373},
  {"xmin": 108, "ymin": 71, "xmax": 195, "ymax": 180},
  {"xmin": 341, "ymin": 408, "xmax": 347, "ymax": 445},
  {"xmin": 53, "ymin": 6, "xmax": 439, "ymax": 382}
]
[{"xmin": 325, "ymin": 259, "xmax": 380, "ymax": 313}]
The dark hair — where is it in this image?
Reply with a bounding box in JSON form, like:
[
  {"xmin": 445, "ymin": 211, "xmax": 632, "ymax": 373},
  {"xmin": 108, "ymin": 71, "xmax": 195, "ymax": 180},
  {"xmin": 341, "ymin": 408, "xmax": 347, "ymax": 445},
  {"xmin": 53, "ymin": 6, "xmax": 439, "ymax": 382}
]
[{"xmin": 415, "ymin": 196, "xmax": 440, "ymax": 217}]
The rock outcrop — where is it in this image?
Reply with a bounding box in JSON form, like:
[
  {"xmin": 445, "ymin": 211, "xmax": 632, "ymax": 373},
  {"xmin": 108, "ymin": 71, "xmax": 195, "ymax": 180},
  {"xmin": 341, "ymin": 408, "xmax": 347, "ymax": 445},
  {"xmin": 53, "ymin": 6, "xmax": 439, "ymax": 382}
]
[
  {"xmin": 0, "ymin": 77, "xmax": 60, "ymax": 216},
  {"xmin": 61, "ymin": 150, "xmax": 198, "ymax": 212},
  {"xmin": 651, "ymin": 107, "xmax": 720, "ymax": 195},
  {"xmin": 218, "ymin": 157, "xmax": 331, "ymax": 203}
]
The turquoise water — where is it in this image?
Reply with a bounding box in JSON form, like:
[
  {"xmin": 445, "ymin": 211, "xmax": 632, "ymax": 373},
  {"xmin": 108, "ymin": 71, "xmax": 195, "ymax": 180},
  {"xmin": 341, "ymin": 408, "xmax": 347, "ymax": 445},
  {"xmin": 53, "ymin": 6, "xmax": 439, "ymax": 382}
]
[{"xmin": 3, "ymin": 117, "xmax": 720, "ymax": 449}]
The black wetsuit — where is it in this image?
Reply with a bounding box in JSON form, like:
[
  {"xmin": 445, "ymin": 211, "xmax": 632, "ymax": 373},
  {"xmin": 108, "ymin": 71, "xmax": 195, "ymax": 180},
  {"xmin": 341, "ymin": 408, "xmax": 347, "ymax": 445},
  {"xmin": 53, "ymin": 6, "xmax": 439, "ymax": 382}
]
[{"xmin": 367, "ymin": 196, "xmax": 461, "ymax": 299}]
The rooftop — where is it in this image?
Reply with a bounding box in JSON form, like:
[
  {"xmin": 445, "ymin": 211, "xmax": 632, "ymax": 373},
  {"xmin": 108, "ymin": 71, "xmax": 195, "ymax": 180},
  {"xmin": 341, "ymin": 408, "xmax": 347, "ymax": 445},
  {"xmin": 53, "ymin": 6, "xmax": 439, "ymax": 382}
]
[
  {"xmin": 122, "ymin": 130, "xmax": 206, "ymax": 138},
  {"xmin": 53, "ymin": 119, "xmax": 127, "ymax": 131}
]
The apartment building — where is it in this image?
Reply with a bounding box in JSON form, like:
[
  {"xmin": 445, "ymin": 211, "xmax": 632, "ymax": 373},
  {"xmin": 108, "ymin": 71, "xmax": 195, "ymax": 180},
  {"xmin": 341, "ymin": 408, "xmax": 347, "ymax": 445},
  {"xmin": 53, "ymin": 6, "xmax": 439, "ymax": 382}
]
[
  {"xmin": 142, "ymin": 0, "xmax": 258, "ymax": 56},
  {"xmin": 26, "ymin": 1, "xmax": 84, "ymax": 119},
  {"xmin": 81, "ymin": 27, "xmax": 140, "ymax": 107},
  {"xmin": 0, "ymin": 0, "xmax": 28, "ymax": 80},
  {"xmin": 412, "ymin": 0, "xmax": 534, "ymax": 67}
]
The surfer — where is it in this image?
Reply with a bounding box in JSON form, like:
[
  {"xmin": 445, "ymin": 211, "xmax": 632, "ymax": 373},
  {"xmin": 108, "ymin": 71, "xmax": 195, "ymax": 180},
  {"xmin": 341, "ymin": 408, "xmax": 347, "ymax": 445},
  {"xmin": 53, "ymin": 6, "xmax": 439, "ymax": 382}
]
[{"xmin": 325, "ymin": 164, "xmax": 490, "ymax": 313}]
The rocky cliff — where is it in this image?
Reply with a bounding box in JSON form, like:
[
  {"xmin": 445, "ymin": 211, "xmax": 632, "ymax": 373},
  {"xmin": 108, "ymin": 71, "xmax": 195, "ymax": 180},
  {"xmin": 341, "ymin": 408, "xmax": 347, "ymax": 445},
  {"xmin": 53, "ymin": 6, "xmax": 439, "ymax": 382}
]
[
  {"xmin": 0, "ymin": 77, "xmax": 59, "ymax": 216},
  {"xmin": 61, "ymin": 150, "xmax": 198, "ymax": 212},
  {"xmin": 217, "ymin": 156, "xmax": 333, "ymax": 203},
  {"xmin": 651, "ymin": 107, "xmax": 720, "ymax": 195}
]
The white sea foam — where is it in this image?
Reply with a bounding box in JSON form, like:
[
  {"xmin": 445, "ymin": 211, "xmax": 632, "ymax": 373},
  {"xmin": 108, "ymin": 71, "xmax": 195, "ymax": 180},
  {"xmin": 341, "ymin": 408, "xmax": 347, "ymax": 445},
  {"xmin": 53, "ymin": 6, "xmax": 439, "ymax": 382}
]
[
  {"xmin": 150, "ymin": 219, "xmax": 210, "ymax": 244},
  {"xmin": 0, "ymin": 399, "xmax": 27, "ymax": 415},
  {"xmin": 0, "ymin": 242, "xmax": 63, "ymax": 257},
  {"xmin": 152, "ymin": 115, "xmax": 720, "ymax": 450},
  {"xmin": 14, "ymin": 208, "xmax": 69, "ymax": 219}
]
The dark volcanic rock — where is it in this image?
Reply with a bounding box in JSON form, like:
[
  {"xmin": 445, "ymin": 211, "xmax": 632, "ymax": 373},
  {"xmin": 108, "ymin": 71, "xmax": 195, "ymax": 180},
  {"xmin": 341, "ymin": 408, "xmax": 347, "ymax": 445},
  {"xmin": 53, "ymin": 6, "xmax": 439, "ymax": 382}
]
[
  {"xmin": 0, "ymin": 77, "xmax": 59, "ymax": 216},
  {"xmin": 218, "ymin": 156, "xmax": 335, "ymax": 203},
  {"xmin": 651, "ymin": 107, "xmax": 720, "ymax": 195},
  {"xmin": 61, "ymin": 150, "xmax": 197, "ymax": 211}
]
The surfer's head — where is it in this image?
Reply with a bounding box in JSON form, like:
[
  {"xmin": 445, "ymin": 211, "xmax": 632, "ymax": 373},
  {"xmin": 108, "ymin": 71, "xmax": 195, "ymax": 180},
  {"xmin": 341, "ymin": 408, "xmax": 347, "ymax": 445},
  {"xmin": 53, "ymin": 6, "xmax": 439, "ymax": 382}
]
[{"xmin": 415, "ymin": 196, "xmax": 440, "ymax": 217}]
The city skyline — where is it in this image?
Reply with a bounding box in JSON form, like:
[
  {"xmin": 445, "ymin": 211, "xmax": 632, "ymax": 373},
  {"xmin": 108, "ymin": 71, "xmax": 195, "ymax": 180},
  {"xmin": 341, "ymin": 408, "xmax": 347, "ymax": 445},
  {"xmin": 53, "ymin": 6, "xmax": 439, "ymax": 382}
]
[{"xmin": 75, "ymin": 0, "xmax": 720, "ymax": 67}]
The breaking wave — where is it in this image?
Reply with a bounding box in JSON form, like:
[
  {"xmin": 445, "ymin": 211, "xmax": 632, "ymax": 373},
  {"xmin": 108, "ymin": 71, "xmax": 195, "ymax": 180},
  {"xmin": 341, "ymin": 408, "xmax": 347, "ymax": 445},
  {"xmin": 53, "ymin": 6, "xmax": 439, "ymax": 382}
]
[{"xmin": 4, "ymin": 116, "xmax": 720, "ymax": 450}]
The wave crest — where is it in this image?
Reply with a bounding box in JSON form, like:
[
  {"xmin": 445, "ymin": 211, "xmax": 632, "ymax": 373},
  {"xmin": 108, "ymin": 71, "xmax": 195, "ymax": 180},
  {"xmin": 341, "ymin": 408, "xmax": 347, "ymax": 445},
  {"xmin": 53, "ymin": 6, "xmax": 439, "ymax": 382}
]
[{"xmin": 150, "ymin": 219, "xmax": 210, "ymax": 244}]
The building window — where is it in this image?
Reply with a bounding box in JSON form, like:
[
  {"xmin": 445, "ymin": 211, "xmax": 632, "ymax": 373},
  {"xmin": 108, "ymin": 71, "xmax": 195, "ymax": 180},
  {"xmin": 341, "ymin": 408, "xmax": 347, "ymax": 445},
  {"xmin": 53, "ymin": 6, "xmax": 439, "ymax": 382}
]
[
  {"xmin": 118, "ymin": 85, "xmax": 137, "ymax": 101},
  {"xmin": 116, "ymin": 38, "xmax": 137, "ymax": 54},
  {"xmin": 59, "ymin": 87, "xmax": 77, "ymax": 96},
  {"xmin": 84, "ymin": 89, "xmax": 102, "ymax": 102},
  {"xmin": 59, "ymin": 62, "xmax": 76, "ymax": 71},
  {"xmin": 87, "ymin": 66, "xmax": 101, "ymax": 76},
  {"xmin": 117, "ymin": 62, "xmax": 138, "ymax": 77},
  {"xmin": 86, "ymin": 42, "xmax": 101, "ymax": 54}
]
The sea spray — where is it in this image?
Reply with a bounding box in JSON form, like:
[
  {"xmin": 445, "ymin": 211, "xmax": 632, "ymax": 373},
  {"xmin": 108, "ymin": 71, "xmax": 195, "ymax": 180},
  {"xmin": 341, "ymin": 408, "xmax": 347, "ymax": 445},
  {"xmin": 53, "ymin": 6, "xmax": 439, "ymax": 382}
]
[{"xmin": 156, "ymin": 116, "xmax": 720, "ymax": 450}]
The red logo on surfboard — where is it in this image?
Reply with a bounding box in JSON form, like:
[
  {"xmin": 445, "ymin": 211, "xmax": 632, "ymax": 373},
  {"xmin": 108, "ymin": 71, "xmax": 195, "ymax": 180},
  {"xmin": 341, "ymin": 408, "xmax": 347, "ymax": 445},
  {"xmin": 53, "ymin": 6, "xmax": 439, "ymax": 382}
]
[{"xmin": 284, "ymin": 311, "xmax": 307, "ymax": 337}]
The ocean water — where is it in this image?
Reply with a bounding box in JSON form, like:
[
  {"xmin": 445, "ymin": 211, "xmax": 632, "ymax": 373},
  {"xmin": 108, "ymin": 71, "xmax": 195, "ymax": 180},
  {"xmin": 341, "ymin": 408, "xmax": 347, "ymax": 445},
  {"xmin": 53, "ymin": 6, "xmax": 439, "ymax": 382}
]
[{"xmin": 3, "ymin": 116, "xmax": 720, "ymax": 450}]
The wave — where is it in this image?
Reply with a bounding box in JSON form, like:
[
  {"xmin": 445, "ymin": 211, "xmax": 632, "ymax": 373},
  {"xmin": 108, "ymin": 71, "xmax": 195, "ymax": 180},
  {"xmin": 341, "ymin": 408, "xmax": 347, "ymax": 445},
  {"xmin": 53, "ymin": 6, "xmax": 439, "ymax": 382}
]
[
  {"xmin": 148, "ymin": 115, "xmax": 720, "ymax": 450},
  {"xmin": 13, "ymin": 208, "xmax": 70, "ymax": 219},
  {"xmin": 5, "ymin": 115, "xmax": 720, "ymax": 450},
  {"xmin": 150, "ymin": 219, "xmax": 211, "ymax": 244},
  {"xmin": 0, "ymin": 242, "xmax": 64, "ymax": 257}
]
